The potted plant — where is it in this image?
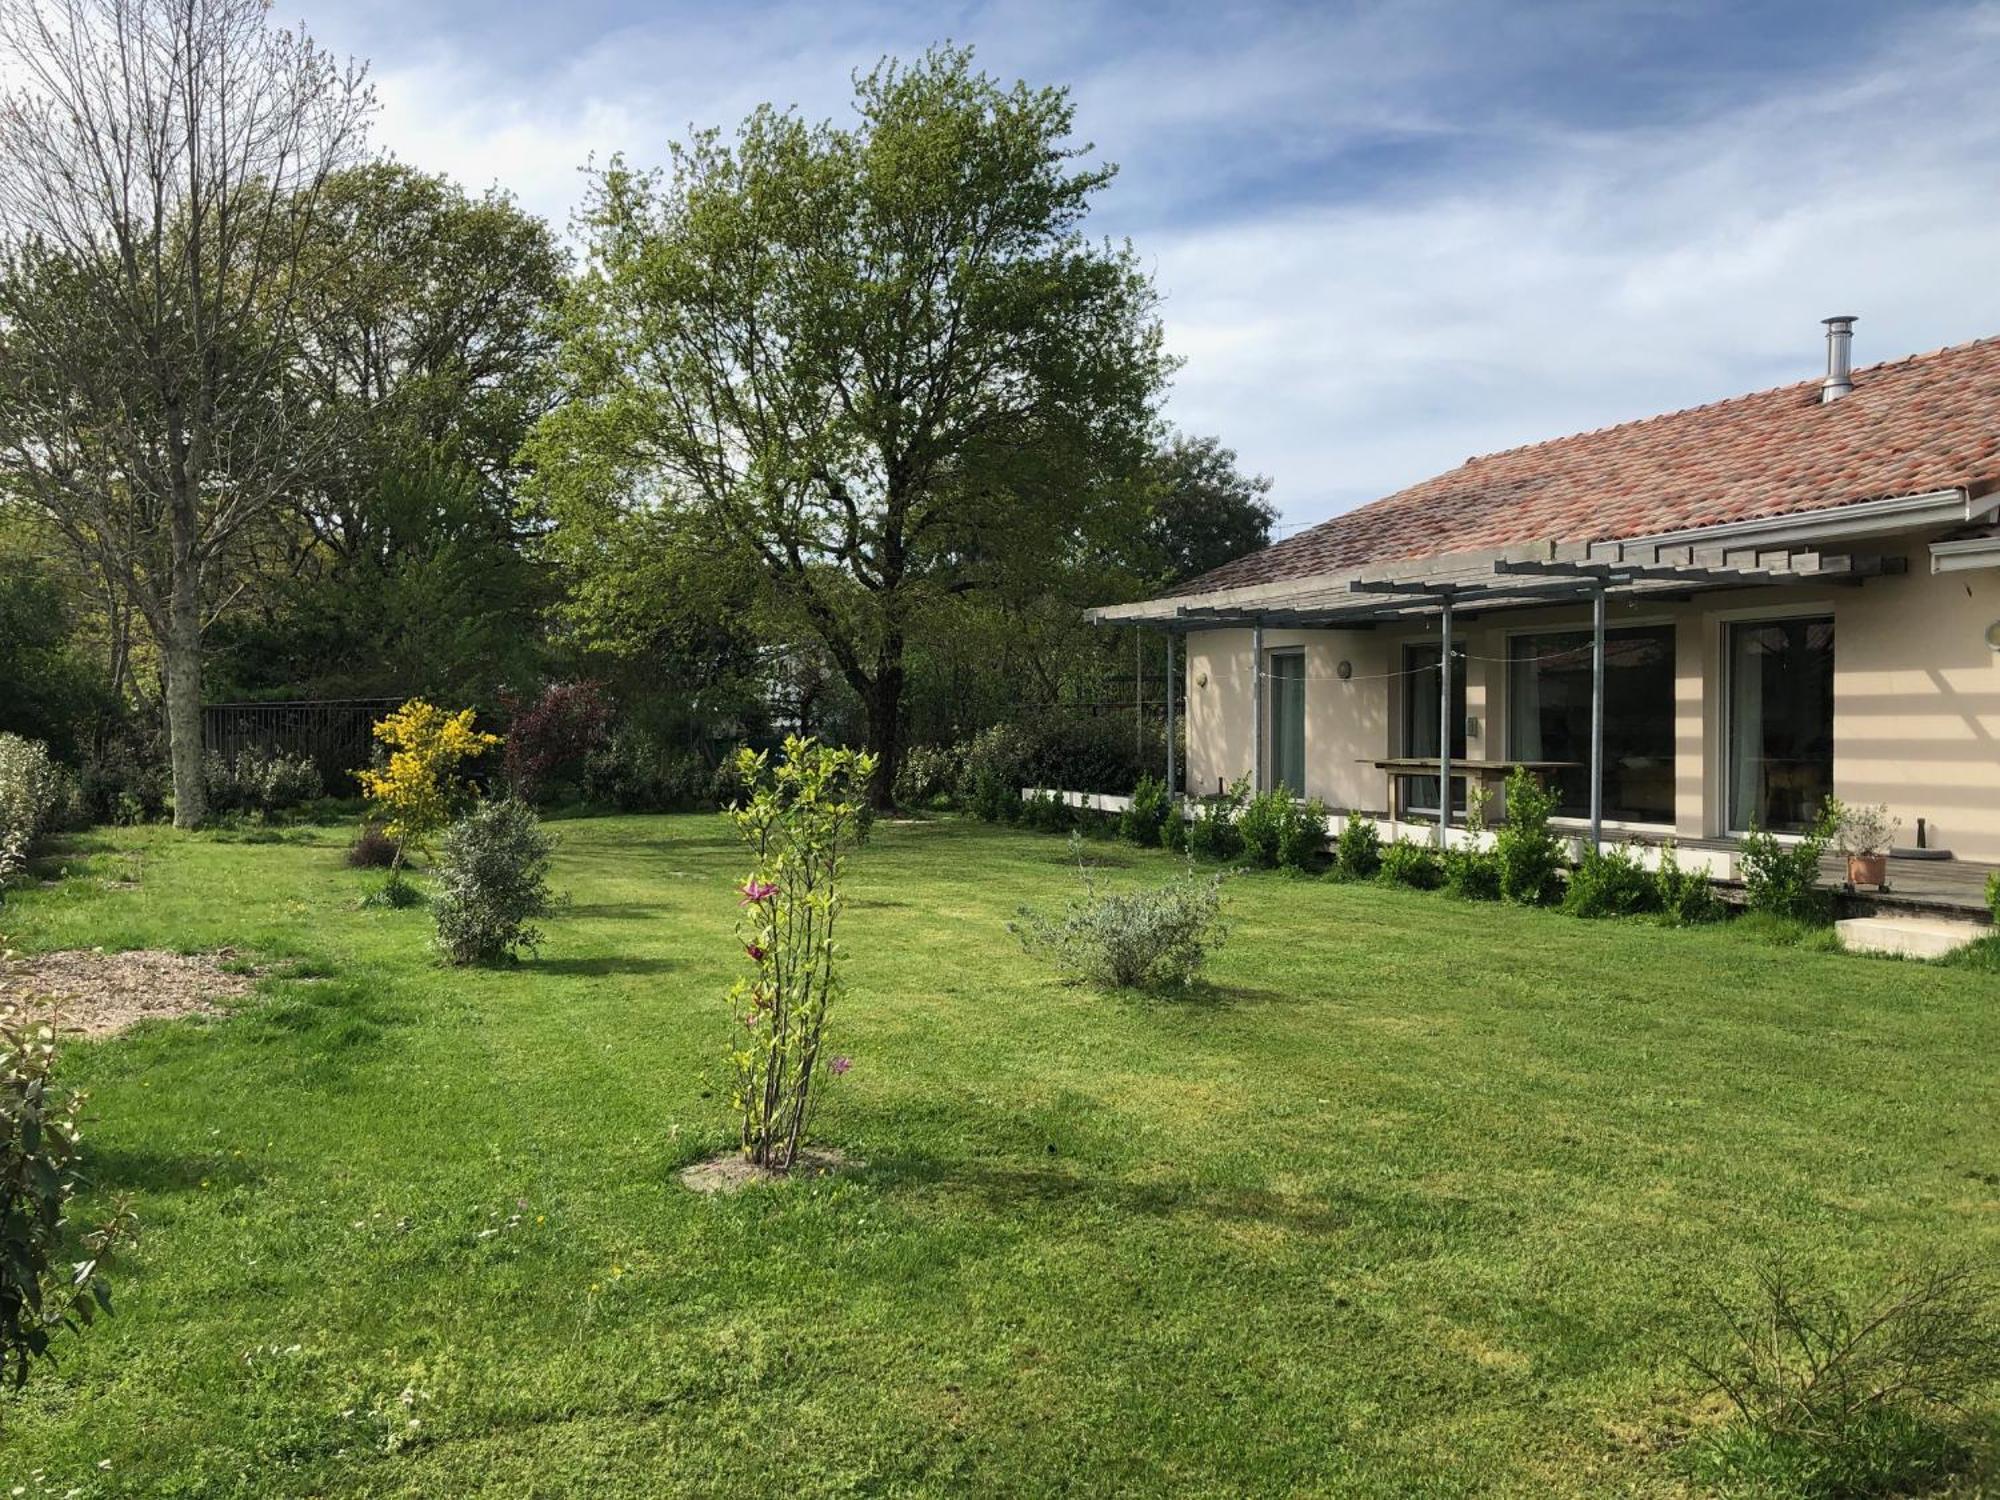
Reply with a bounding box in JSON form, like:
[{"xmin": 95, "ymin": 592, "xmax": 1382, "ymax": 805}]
[{"xmin": 1832, "ymin": 799, "xmax": 1899, "ymax": 889}]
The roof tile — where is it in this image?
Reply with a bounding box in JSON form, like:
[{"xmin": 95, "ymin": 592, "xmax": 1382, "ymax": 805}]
[{"xmin": 1181, "ymin": 336, "xmax": 2000, "ymax": 595}]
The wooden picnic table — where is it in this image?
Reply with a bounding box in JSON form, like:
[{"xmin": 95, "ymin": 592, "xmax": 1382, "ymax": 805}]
[{"xmin": 1366, "ymin": 758, "xmax": 1580, "ymax": 823}]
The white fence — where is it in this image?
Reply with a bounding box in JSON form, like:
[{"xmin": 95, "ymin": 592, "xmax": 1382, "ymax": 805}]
[{"xmin": 1020, "ymin": 788, "xmax": 1738, "ymax": 879}]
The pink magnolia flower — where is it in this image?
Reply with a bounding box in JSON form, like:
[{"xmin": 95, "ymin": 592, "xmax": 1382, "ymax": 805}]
[
  {"xmin": 828, "ymin": 1055, "xmax": 852, "ymax": 1076},
  {"xmin": 739, "ymin": 879, "xmax": 778, "ymax": 905}
]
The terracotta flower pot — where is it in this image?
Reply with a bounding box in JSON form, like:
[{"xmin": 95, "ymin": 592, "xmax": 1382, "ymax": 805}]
[{"xmin": 1847, "ymin": 852, "xmax": 1888, "ymax": 889}]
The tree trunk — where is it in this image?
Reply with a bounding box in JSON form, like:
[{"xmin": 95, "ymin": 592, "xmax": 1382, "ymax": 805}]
[
  {"xmin": 862, "ymin": 667, "xmax": 904, "ymax": 810},
  {"xmin": 163, "ymin": 567, "xmax": 207, "ymax": 829}
]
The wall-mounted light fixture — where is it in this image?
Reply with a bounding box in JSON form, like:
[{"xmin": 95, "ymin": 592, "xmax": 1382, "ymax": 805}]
[
  {"xmin": 1195, "ymin": 671, "xmax": 1209, "ymax": 688},
  {"xmin": 1987, "ymin": 620, "xmax": 2000, "ymax": 652},
  {"xmin": 1336, "ymin": 660, "xmax": 1352, "ymax": 680}
]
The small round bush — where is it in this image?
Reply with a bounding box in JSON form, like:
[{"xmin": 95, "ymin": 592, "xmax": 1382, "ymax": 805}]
[
  {"xmin": 430, "ymin": 799, "xmax": 557, "ymax": 965},
  {"xmin": 346, "ymin": 822, "xmax": 402, "ymax": 869},
  {"xmin": 1333, "ymin": 815, "xmax": 1381, "ymax": 880},
  {"xmin": 1377, "ymin": 837, "xmax": 1443, "ymax": 890}
]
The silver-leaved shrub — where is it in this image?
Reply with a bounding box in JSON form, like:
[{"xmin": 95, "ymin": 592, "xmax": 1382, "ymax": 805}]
[
  {"xmin": 0, "ymin": 735, "xmax": 61, "ymax": 895},
  {"xmin": 1012, "ymin": 833, "xmax": 1229, "ymax": 990},
  {"xmin": 430, "ymin": 799, "xmax": 557, "ymax": 964}
]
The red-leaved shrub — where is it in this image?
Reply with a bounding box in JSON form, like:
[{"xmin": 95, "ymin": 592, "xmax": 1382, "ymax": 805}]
[{"xmin": 503, "ymin": 681, "xmax": 613, "ymax": 804}]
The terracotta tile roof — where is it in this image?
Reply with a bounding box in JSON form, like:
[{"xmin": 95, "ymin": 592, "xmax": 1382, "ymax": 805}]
[{"xmin": 1180, "ymin": 335, "xmax": 2000, "ymax": 596}]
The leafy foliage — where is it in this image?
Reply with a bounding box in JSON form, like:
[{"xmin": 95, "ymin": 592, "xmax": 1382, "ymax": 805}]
[
  {"xmin": 1185, "ymin": 778, "xmax": 1247, "ymax": 862},
  {"xmin": 1656, "ymin": 843, "xmax": 1724, "ymax": 926},
  {"xmin": 1987, "ymin": 869, "xmax": 1999, "ymax": 925},
  {"xmin": 1120, "ymin": 775, "xmax": 1170, "ymax": 847},
  {"xmin": 201, "ymin": 750, "xmax": 324, "ymax": 817},
  {"xmin": 528, "ymin": 46, "xmax": 1172, "ymax": 800},
  {"xmin": 345, "ymin": 823, "xmax": 402, "ymax": 869},
  {"xmin": 1276, "ymin": 798, "xmax": 1328, "ymax": 872},
  {"xmin": 1333, "ymin": 815, "xmax": 1382, "ymax": 881},
  {"xmin": 1683, "ymin": 1259, "xmax": 2000, "ymax": 1498},
  {"xmin": 1495, "ymin": 767, "xmax": 1563, "ymax": 905},
  {"xmin": 503, "ymin": 681, "xmax": 613, "ymax": 804},
  {"xmin": 354, "ymin": 701, "xmax": 501, "ymax": 866},
  {"xmin": 892, "ymin": 745, "xmax": 962, "ymax": 811},
  {"xmin": 1377, "ymin": 837, "xmax": 1444, "ymax": 891},
  {"xmin": 0, "ymin": 734, "xmax": 60, "ymax": 892},
  {"xmin": 0, "ymin": 997, "xmax": 134, "ymax": 1390},
  {"xmin": 431, "ymin": 800, "xmax": 558, "ymax": 965},
  {"xmin": 1137, "ymin": 434, "xmax": 1277, "ymax": 587},
  {"xmin": 1828, "ymin": 799, "xmax": 1900, "ymax": 859},
  {"xmin": 1562, "ymin": 843, "xmax": 1661, "ymax": 918},
  {"xmin": 1012, "ymin": 833, "xmax": 1228, "ymax": 990},
  {"xmin": 1440, "ymin": 787, "xmax": 1498, "ymax": 899},
  {"xmin": 726, "ymin": 738, "xmax": 877, "ymax": 1170},
  {"xmin": 1740, "ymin": 800, "xmax": 1837, "ymax": 925}
]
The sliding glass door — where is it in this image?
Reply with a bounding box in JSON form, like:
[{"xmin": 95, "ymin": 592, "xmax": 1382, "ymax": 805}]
[
  {"xmin": 1266, "ymin": 651, "xmax": 1306, "ymax": 797},
  {"xmin": 1400, "ymin": 642, "xmax": 1465, "ymax": 815},
  {"xmin": 1506, "ymin": 624, "xmax": 1675, "ymax": 823},
  {"xmin": 1728, "ymin": 617, "xmax": 1834, "ymax": 832}
]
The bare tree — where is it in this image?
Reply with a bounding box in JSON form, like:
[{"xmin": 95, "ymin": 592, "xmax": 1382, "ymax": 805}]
[{"xmin": 0, "ymin": 0, "xmax": 372, "ymax": 825}]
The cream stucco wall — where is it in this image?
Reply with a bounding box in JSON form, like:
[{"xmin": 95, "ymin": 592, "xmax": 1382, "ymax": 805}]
[{"xmin": 1179, "ymin": 544, "xmax": 2000, "ymax": 861}]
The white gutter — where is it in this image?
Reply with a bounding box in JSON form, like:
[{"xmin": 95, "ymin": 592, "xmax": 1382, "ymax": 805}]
[
  {"xmin": 1625, "ymin": 487, "xmax": 1988, "ymax": 549},
  {"xmin": 1930, "ymin": 534, "xmax": 2000, "ymax": 574}
]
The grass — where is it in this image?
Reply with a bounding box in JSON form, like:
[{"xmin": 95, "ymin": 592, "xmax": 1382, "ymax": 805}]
[{"xmin": 0, "ymin": 814, "xmax": 1996, "ymax": 1497}]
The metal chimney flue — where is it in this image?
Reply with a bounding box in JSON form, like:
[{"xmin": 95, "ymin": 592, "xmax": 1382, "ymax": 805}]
[{"xmin": 1821, "ymin": 315, "xmax": 1857, "ymax": 403}]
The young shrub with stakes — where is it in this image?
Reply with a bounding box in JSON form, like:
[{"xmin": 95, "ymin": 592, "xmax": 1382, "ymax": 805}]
[
  {"xmin": 726, "ymin": 737, "xmax": 876, "ymax": 1172},
  {"xmin": 1682, "ymin": 1258, "xmax": 2000, "ymax": 1497},
  {"xmin": 1740, "ymin": 797, "xmax": 1837, "ymax": 925},
  {"xmin": 0, "ymin": 992, "xmax": 135, "ymax": 1391},
  {"xmin": 354, "ymin": 700, "xmax": 501, "ymax": 889},
  {"xmin": 1332, "ymin": 814, "xmax": 1382, "ymax": 881},
  {"xmin": 1988, "ymin": 869, "xmax": 1999, "ymax": 925},
  {"xmin": 1012, "ymin": 832, "xmax": 1229, "ymax": 990},
  {"xmin": 1159, "ymin": 799, "xmax": 1189, "ymax": 854},
  {"xmin": 1656, "ymin": 842, "xmax": 1724, "ymax": 926},
  {"xmin": 1495, "ymin": 766, "xmax": 1564, "ymax": 905},
  {"xmin": 1120, "ymin": 775, "xmax": 1170, "ymax": 847},
  {"xmin": 431, "ymin": 800, "xmax": 558, "ymax": 965}
]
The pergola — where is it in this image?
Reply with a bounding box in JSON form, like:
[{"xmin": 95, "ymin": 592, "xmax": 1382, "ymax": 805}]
[{"xmin": 1118, "ymin": 539, "xmax": 1906, "ymax": 851}]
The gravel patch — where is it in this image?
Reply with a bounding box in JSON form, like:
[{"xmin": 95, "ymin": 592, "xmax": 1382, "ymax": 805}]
[
  {"xmin": 677, "ymin": 1147, "xmax": 857, "ymax": 1194},
  {"xmin": 0, "ymin": 948, "xmax": 257, "ymax": 1038}
]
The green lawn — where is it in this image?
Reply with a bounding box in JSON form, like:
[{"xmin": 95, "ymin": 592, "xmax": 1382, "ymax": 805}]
[{"xmin": 0, "ymin": 814, "xmax": 1995, "ymax": 1497}]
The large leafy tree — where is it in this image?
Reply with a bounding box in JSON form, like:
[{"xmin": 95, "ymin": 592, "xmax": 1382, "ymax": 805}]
[
  {"xmin": 0, "ymin": 0, "xmax": 373, "ymax": 825},
  {"xmin": 209, "ymin": 166, "xmax": 567, "ymax": 704},
  {"xmin": 1142, "ymin": 433, "xmax": 1276, "ymax": 587},
  {"xmin": 529, "ymin": 46, "xmax": 1172, "ymax": 801}
]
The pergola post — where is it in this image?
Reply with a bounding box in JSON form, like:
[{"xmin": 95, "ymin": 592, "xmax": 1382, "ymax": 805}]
[
  {"xmin": 1250, "ymin": 620, "xmax": 1265, "ymax": 793},
  {"xmin": 1165, "ymin": 630, "xmax": 1178, "ymax": 799},
  {"xmin": 1589, "ymin": 584, "xmax": 1606, "ymax": 853},
  {"xmin": 1437, "ymin": 597, "xmax": 1454, "ymax": 848}
]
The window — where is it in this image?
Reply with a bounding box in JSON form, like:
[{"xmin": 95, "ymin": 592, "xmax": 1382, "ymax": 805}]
[
  {"xmin": 1266, "ymin": 650, "xmax": 1306, "ymax": 797},
  {"xmin": 1728, "ymin": 617, "xmax": 1834, "ymax": 832},
  {"xmin": 1507, "ymin": 624, "xmax": 1676, "ymax": 824},
  {"xmin": 1400, "ymin": 641, "xmax": 1466, "ymax": 815}
]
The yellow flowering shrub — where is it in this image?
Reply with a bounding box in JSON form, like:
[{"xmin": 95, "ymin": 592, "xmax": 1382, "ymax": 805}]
[{"xmin": 354, "ymin": 700, "xmax": 500, "ymax": 867}]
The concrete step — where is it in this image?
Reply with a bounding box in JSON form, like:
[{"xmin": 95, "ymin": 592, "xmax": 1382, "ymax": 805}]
[{"xmin": 1836, "ymin": 915, "xmax": 1988, "ymax": 960}]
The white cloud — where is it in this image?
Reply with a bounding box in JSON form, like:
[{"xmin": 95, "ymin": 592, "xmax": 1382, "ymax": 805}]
[{"xmin": 310, "ymin": 0, "xmax": 2000, "ymax": 527}]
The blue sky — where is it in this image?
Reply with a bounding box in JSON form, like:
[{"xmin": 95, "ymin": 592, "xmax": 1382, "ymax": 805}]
[{"xmin": 306, "ymin": 0, "xmax": 2000, "ymax": 529}]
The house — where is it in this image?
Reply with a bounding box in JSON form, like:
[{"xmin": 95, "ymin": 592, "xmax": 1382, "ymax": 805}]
[{"xmin": 1093, "ymin": 320, "xmax": 2000, "ymax": 867}]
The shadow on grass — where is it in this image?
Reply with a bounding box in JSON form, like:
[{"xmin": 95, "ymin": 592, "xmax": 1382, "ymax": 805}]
[
  {"xmin": 563, "ymin": 902, "xmax": 664, "ymax": 920},
  {"xmin": 83, "ymin": 1144, "xmax": 262, "ymax": 1196},
  {"xmin": 532, "ymin": 955, "xmax": 679, "ymax": 977},
  {"xmin": 861, "ymin": 1153, "xmax": 1359, "ymax": 1238}
]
